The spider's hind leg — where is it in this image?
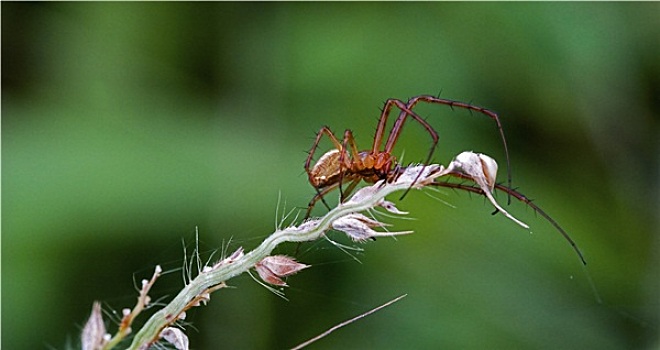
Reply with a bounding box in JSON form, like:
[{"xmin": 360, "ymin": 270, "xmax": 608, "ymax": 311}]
[
  {"xmin": 339, "ymin": 178, "xmax": 361, "ymax": 203},
  {"xmin": 305, "ymin": 183, "xmax": 340, "ymax": 219}
]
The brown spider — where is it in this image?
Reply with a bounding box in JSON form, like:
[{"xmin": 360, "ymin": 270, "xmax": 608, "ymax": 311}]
[{"xmin": 304, "ymin": 95, "xmax": 511, "ymax": 218}]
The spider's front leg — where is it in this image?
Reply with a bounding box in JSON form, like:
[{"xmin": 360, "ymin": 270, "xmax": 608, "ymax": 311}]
[
  {"xmin": 389, "ymin": 95, "xmax": 512, "ymax": 203},
  {"xmin": 375, "ymin": 98, "xmax": 440, "ymax": 200},
  {"xmin": 429, "ymin": 178, "xmax": 586, "ymax": 266},
  {"xmin": 383, "ymin": 97, "xmax": 439, "ymax": 165}
]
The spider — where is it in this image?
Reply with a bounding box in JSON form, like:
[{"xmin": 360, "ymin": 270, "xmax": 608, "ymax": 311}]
[{"xmin": 304, "ymin": 95, "xmax": 511, "ymax": 218}]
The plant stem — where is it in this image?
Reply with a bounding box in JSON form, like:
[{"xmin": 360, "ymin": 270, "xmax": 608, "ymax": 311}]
[{"xmin": 127, "ymin": 166, "xmax": 438, "ymax": 350}]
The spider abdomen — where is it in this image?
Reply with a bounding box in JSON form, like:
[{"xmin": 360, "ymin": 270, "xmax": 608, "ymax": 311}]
[{"xmin": 309, "ymin": 149, "xmax": 344, "ymax": 188}]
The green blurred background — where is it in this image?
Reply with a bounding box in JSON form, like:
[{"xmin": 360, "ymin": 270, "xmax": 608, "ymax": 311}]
[{"xmin": 3, "ymin": 2, "xmax": 658, "ymax": 349}]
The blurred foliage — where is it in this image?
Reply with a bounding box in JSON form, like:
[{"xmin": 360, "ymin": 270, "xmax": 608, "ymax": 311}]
[{"xmin": 3, "ymin": 2, "xmax": 658, "ymax": 349}]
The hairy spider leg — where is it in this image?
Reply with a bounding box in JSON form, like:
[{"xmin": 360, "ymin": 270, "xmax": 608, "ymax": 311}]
[
  {"xmin": 370, "ymin": 98, "xmax": 440, "ymax": 200},
  {"xmin": 305, "ymin": 177, "xmax": 361, "ymax": 217},
  {"xmin": 304, "ymin": 126, "xmax": 363, "ymax": 218},
  {"xmin": 337, "ymin": 129, "xmax": 361, "ymax": 201},
  {"xmin": 304, "ymin": 126, "xmax": 344, "ymax": 180},
  {"xmin": 304, "ymin": 126, "xmax": 345, "ymax": 212},
  {"xmin": 372, "ymin": 99, "xmax": 439, "ymax": 158},
  {"xmin": 386, "ymin": 95, "xmax": 513, "ymax": 204},
  {"xmin": 429, "ymin": 175, "xmax": 586, "ymax": 265},
  {"xmin": 392, "ymin": 99, "xmax": 435, "ymax": 199}
]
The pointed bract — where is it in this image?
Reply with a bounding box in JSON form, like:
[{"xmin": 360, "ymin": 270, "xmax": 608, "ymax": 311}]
[
  {"xmin": 82, "ymin": 302, "xmax": 107, "ymax": 350},
  {"xmin": 255, "ymin": 255, "xmax": 310, "ymax": 286},
  {"xmin": 160, "ymin": 327, "xmax": 189, "ymax": 350},
  {"xmin": 332, "ymin": 213, "xmax": 412, "ymax": 242},
  {"xmin": 444, "ymin": 152, "xmax": 528, "ymax": 228}
]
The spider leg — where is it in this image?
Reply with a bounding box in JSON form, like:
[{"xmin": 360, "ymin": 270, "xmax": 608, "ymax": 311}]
[
  {"xmin": 372, "ymin": 99, "xmax": 397, "ymax": 153},
  {"xmin": 383, "ymin": 98, "xmax": 439, "ymax": 165},
  {"xmin": 316, "ymin": 187, "xmax": 333, "ymax": 211},
  {"xmin": 304, "ymin": 126, "xmax": 349, "ymax": 219},
  {"xmin": 386, "ymin": 95, "xmax": 513, "ymax": 204},
  {"xmin": 341, "ymin": 178, "xmax": 361, "ymax": 202},
  {"xmin": 338, "ymin": 129, "xmax": 360, "ymax": 202},
  {"xmin": 377, "ymin": 98, "xmax": 439, "ymax": 200},
  {"xmin": 305, "ymin": 182, "xmax": 341, "ymax": 219},
  {"xmin": 428, "ymin": 177, "xmax": 586, "ymax": 265},
  {"xmin": 304, "ymin": 126, "xmax": 344, "ymax": 181},
  {"xmin": 304, "ymin": 176, "xmax": 360, "ymax": 219}
]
